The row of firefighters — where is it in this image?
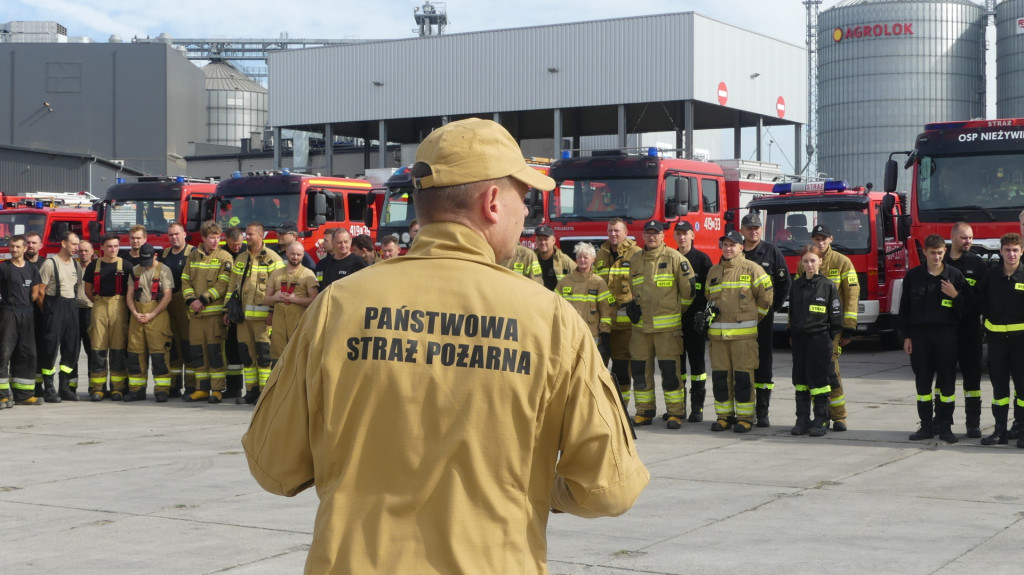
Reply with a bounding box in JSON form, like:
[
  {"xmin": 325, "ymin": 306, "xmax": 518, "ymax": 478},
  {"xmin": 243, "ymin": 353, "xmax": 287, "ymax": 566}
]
[
  {"xmin": 0, "ymin": 220, "xmax": 380, "ymax": 408},
  {"xmin": 505, "ymin": 216, "xmax": 1024, "ymax": 444}
]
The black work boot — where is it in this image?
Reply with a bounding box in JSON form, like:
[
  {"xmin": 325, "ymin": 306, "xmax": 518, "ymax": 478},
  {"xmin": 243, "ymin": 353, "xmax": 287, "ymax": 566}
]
[
  {"xmin": 981, "ymin": 423, "xmax": 1008, "ymax": 445},
  {"xmin": 909, "ymin": 420, "xmax": 935, "ymax": 441},
  {"xmin": 937, "ymin": 422, "xmax": 959, "ymax": 443},
  {"xmin": 236, "ymin": 387, "xmax": 261, "ymax": 405},
  {"xmin": 1008, "ymin": 420, "xmax": 1023, "ymax": 440},
  {"xmin": 688, "ymin": 384, "xmax": 706, "ymax": 423},
  {"xmin": 58, "ymin": 375, "xmax": 78, "ymax": 402},
  {"xmin": 755, "ymin": 388, "xmax": 771, "ymax": 427},
  {"xmin": 42, "ymin": 377, "xmax": 61, "ymax": 404},
  {"xmin": 791, "ymin": 392, "xmax": 812, "ymax": 436}
]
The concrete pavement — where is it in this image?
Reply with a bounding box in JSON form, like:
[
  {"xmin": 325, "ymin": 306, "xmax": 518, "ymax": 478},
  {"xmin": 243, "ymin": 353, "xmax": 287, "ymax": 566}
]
[{"xmin": 2, "ymin": 342, "xmax": 1023, "ymax": 574}]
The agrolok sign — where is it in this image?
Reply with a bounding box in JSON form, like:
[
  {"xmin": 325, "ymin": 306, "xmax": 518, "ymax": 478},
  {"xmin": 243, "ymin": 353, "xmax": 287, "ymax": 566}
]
[{"xmin": 833, "ymin": 22, "xmax": 914, "ymax": 42}]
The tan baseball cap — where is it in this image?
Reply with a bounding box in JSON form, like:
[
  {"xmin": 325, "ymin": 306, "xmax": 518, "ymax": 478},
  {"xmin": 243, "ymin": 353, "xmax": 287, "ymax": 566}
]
[{"xmin": 413, "ymin": 118, "xmax": 556, "ymax": 191}]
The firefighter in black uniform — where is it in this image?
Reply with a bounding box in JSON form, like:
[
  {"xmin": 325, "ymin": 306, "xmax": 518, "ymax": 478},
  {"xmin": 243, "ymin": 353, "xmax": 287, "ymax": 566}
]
[
  {"xmin": 980, "ymin": 232, "xmax": 1024, "ymax": 447},
  {"xmin": 898, "ymin": 234, "xmax": 968, "ymax": 443},
  {"xmin": 788, "ymin": 245, "xmax": 843, "ymax": 436},
  {"xmin": 36, "ymin": 231, "xmax": 83, "ymax": 402},
  {"xmin": 944, "ymin": 222, "xmax": 988, "ymax": 439},
  {"xmin": 740, "ymin": 212, "xmax": 790, "ymax": 427},
  {"xmin": 674, "ymin": 220, "xmax": 713, "ymax": 422}
]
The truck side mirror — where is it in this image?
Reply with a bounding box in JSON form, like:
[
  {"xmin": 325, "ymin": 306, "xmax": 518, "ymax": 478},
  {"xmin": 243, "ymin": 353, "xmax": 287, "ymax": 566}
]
[
  {"xmin": 667, "ymin": 178, "xmax": 689, "ymax": 217},
  {"xmin": 525, "ymin": 189, "xmax": 544, "ymax": 219},
  {"xmin": 881, "ymin": 193, "xmax": 895, "ymax": 216},
  {"xmin": 93, "ymin": 201, "xmax": 106, "ymax": 222},
  {"xmin": 883, "ymin": 159, "xmax": 898, "ymax": 193},
  {"xmin": 897, "ymin": 215, "xmax": 911, "ymax": 242},
  {"xmin": 200, "ymin": 198, "xmax": 215, "ymax": 223},
  {"xmin": 312, "ymin": 192, "xmax": 328, "ymax": 227},
  {"xmin": 88, "ymin": 220, "xmax": 101, "ymax": 244},
  {"xmin": 186, "ymin": 199, "xmax": 201, "ymax": 231}
]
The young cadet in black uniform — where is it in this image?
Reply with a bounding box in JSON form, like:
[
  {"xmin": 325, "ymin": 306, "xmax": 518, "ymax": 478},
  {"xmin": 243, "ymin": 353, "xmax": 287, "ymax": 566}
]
[
  {"xmin": 788, "ymin": 245, "xmax": 842, "ymax": 436},
  {"xmin": 316, "ymin": 228, "xmax": 367, "ymax": 290},
  {"xmin": 980, "ymin": 233, "xmax": 1024, "ymax": 447},
  {"xmin": 0, "ymin": 235, "xmax": 43, "ymax": 407},
  {"xmin": 898, "ymin": 234, "xmax": 968, "ymax": 443},
  {"xmin": 674, "ymin": 220, "xmax": 713, "ymax": 422},
  {"xmin": 740, "ymin": 212, "xmax": 791, "ymax": 427},
  {"xmin": 944, "ymin": 222, "xmax": 988, "ymax": 438}
]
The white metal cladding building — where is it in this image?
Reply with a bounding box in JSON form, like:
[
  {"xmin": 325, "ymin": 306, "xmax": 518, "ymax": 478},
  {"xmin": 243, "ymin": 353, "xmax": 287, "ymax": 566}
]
[{"xmin": 267, "ymin": 12, "xmax": 807, "ymax": 170}]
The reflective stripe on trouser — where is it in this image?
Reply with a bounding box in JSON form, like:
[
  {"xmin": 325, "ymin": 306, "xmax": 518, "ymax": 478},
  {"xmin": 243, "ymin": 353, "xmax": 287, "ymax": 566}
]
[
  {"xmin": 236, "ymin": 318, "xmax": 271, "ymax": 391},
  {"xmin": 0, "ymin": 308, "xmax": 37, "ymax": 403},
  {"xmin": 986, "ymin": 335, "xmax": 1024, "ymax": 424},
  {"xmin": 127, "ymin": 301, "xmax": 172, "ymax": 391},
  {"xmin": 909, "ymin": 326, "xmax": 957, "ymax": 424},
  {"xmin": 270, "ymin": 301, "xmax": 308, "ymax": 360},
  {"xmin": 167, "ymin": 292, "xmax": 196, "ymax": 387},
  {"xmin": 629, "ymin": 329, "xmax": 685, "ymax": 417},
  {"xmin": 709, "ymin": 337, "xmax": 758, "ymax": 423},
  {"xmin": 188, "ymin": 313, "xmax": 227, "ymax": 391},
  {"xmin": 38, "ymin": 295, "xmax": 81, "ymax": 388},
  {"xmin": 829, "ymin": 333, "xmax": 847, "ymax": 421}
]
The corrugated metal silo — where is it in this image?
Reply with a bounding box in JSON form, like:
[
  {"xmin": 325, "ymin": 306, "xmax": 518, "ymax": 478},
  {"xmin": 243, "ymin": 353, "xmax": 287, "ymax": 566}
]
[
  {"xmin": 818, "ymin": 0, "xmax": 985, "ymax": 187},
  {"xmin": 996, "ymin": 0, "xmax": 1024, "ymax": 118},
  {"xmin": 203, "ymin": 61, "xmax": 268, "ymax": 147}
]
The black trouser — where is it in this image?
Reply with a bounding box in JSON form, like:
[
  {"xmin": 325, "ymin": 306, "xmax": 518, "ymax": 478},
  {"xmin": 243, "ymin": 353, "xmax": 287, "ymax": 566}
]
[
  {"xmin": 754, "ymin": 311, "xmax": 774, "ymax": 390},
  {"xmin": 37, "ymin": 295, "xmax": 81, "ymax": 387},
  {"xmin": 680, "ymin": 324, "xmax": 707, "ymax": 383},
  {"xmin": 225, "ymin": 322, "xmax": 243, "ymax": 393},
  {"xmin": 791, "ymin": 330, "xmax": 834, "ymax": 399},
  {"xmin": 1, "ymin": 308, "xmax": 37, "ymax": 402},
  {"xmin": 909, "ymin": 326, "xmax": 957, "ymax": 425},
  {"xmin": 75, "ymin": 306, "xmax": 95, "ymax": 388},
  {"xmin": 987, "ymin": 334, "xmax": 1024, "ymax": 425},
  {"xmin": 955, "ymin": 316, "xmax": 983, "ymax": 427}
]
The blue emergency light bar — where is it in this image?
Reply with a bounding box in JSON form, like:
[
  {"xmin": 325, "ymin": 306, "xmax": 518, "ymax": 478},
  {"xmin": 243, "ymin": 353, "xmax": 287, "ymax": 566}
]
[
  {"xmin": 771, "ymin": 180, "xmax": 849, "ymax": 194},
  {"xmin": 176, "ymin": 176, "xmax": 185, "ymax": 183},
  {"xmin": 115, "ymin": 178, "xmax": 126, "ymax": 184},
  {"xmin": 561, "ymin": 150, "xmax": 571, "ymax": 159},
  {"xmin": 647, "ymin": 147, "xmax": 658, "ymax": 157},
  {"xmin": 231, "ymin": 171, "xmax": 242, "ymax": 179},
  {"xmin": 282, "ymin": 168, "xmax": 291, "ymax": 176}
]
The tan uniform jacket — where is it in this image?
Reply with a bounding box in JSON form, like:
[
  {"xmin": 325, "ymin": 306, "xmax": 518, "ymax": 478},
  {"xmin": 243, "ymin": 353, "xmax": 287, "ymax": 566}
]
[
  {"xmin": 628, "ymin": 243, "xmax": 696, "ymax": 333},
  {"xmin": 267, "ymin": 266, "xmax": 318, "ymax": 315},
  {"xmin": 595, "ymin": 237, "xmax": 642, "ymax": 331},
  {"xmin": 242, "ymin": 222, "xmax": 648, "ymax": 575},
  {"xmin": 131, "ymin": 262, "xmax": 174, "ymax": 304},
  {"xmin": 181, "ymin": 246, "xmax": 233, "ymax": 316},
  {"xmin": 556, "ymin": 269, "xmax": 615, "ymax": 337},
  {"xmin": 227, "ymin": 247, "xmax": 284, "ymax": 320},
  {"xmin": 798, "ymin": 247, "xmax": 860, "ymax": 330},
  {"xmin": 705, "ymin": 253, "xmax": 773, "ymax": 340},
  {"xmin": 500, "ymin": 244, "xmax": 543, "ymax": 284}
]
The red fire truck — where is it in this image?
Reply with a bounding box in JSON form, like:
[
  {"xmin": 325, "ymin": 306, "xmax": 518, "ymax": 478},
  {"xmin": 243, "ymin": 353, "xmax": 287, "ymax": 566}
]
[
  {"xmin": 212, "ymin": 170, "xmax": 376, "ymax": 254},
  {"xmin": 0, "ymin": 199, "xmax": 99, "ymax": 260},
  {"xmin": 746, "ymin": 180, "xmax": 910, "ymax": 347},
  {"xmin": 95, "ymin": 176, "xmax": 217, "ymax": 248},
  {"xmin": 545, "ymin": 149, "xmax": 785, "ymax": 258},
  {"xmin": 884, "ymin": 118, "xmax": 1024, "ymax": 266}
]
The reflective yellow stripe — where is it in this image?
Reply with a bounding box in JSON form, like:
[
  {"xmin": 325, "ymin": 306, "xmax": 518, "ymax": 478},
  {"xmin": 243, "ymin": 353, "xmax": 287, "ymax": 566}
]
[
  {"xmin": 985, "ymin": 320, "xmax": 1024, "ymax": 333},
  {"xmin": 809, "ymin": 385, "xmax": 831, "ymax": 395},
  {"xmin": 965, "ymin": 390, "xmax": 982, "ymax": 398},
  {"xmin": 794, "ymin": 384, "xmax": 809, "ymax": 392},
  {"xmin": 708, "ymin": 326, "xmax": 758, "ymax": 336},
  {"xmin": 938, "ymin": 394, "xmax": 955, "ymax": 403},
  {"xmin": 652, "ymin": 313, "xmax": 682, "ymax": 329},
  {"xmin": 993, "ymin": 397, "xmax": 1010, "ymax": 406},
  {"xmin": 941, "ymin": 299, "xmax": 952, "ymax": 308}
]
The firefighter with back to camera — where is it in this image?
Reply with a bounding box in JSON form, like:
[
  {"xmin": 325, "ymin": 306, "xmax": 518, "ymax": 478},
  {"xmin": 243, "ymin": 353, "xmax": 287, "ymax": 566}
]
[{"xmin": 241, "ymin": 118, "xmax": 648, "ymax": 574}]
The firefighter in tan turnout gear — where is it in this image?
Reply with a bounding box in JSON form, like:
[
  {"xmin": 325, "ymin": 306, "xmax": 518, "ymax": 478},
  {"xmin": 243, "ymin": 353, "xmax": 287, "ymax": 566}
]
[
  {"xmin": 225, "ymin": 222, "xmax": 284, "ymax": 405},
  {"xmin": 706, "ymin": 229, "xmax": 773, "ymax": 433},
  {"xmin": 264, "ymin": 242, "xmax": 319, "ymax": 361},
  {"xmin": 242, "ymin": 118, "xmax": 647, "ymax": 574},
  {"xmin": 595, "ymin": 217, "xmax": 644, "ymax": 406},
  {"xmin": 84, "ymin": 234, "xmax": 130, "ymax": 401},
  {"xmin": 626, "ymin": 219, "xmax": 696, "ymax": 429},
  {"xmin": 555, "ymin": 241, "xmax": 615, "ymax": 361},
  {"xmin": 125, "ymin": 244, "xmax": 175, "ymax": 402},
  {"xmin": 501, "ymin": 243, "xmax": 543, "ymax": 284},
  {"xmin": 182, "ymin": 221, "xmax": 233, "ymax": 404}
]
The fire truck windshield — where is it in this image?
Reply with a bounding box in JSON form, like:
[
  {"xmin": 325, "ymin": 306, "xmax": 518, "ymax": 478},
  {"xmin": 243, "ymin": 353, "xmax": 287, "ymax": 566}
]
[
  {"xmin": 0, "ymin": 213, "xmax": 47, "ymax": 247},
  {"xmin": 916, "ymin": 153, "xmax": 1024, "ymax": 221},
  {"xmin": 216, "ymin": 194, "xmax": 299, "ymax": 231},
  {"xmin": 105, "ymin": 200, "xmax": 179, "ymax": 234},
  {"xmin": 761, "ymin": 207, "xmax": 871, "ymax": 256},
  {"xmin": 549, "ymin": 178, "xmax": 657, "ymax": 221},
  {"xmin": 380, "ymin": 186, "xmax": 416, "ymax": 228}
]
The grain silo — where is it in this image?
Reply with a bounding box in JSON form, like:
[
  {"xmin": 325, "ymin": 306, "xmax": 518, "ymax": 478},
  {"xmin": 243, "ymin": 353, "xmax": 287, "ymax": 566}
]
[
  {"xmin": 818, "ymin": 0, "xmax": 985, "ymax": 187},
  {"xmin": 203, "ymin": 60, "xmax": 269, "ymax": 147},
  {"xmin": 996, "ymin": 0, "xmax": 1024, "ymax": 118}
]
